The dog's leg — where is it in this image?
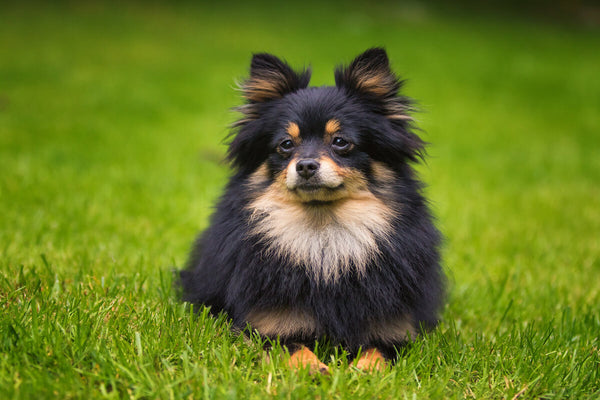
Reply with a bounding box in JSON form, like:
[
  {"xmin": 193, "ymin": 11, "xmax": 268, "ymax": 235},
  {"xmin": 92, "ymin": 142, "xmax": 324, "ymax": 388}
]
[
  {"xmin": 287, "ymin": 345, "xmax": 329, "ymax": 375},
  {"xmin": 355, "ymin": 348, "xmax": 386, "ymax": 371}
]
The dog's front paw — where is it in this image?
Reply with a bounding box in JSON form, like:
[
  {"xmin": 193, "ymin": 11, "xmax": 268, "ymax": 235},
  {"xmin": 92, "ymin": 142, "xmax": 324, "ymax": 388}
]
[
  {"xmin": 288, "ymin": 346, "xmax": 330, "ymax": 375},
  {"xmin": 355, "ymin": 348, "xmax": 386, "ymax": 372}
]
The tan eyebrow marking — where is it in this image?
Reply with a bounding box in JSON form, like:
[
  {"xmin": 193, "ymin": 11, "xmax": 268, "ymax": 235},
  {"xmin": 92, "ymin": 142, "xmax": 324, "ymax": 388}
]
[
  {"xmin": 286, "ymin": 122, "xmax": 300, "ymax": 139},
  {"xmin": 325, "ymin": 119, "xmax": 340, "ymax": 136}
]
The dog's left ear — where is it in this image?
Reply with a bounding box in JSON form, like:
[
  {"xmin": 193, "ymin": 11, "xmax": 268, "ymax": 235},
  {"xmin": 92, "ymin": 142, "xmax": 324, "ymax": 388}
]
[
  {"xmin": 335, "ymin": 48, "xmax": 411, "ymax": 120},
  {"xmin": 337, "ymin": 48, "xmax": 424, "ymax": 163}
]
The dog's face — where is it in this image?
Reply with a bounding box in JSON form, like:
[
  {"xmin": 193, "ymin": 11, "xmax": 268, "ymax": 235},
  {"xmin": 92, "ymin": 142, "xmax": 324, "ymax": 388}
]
[
  {"xmin": 229, "ymin": 48, "xmax": 424, "ymax": 206},
  {"xmin": 265, "ymin": 90, "xmax": 374, "ymax": 204},
  {"xmin": 226, "ymin": 48, "xmax": 427, "ymax": 281}
]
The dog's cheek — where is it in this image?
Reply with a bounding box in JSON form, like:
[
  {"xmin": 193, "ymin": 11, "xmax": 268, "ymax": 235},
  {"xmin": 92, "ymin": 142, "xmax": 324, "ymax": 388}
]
[
  {"xmin": 321, "ymin": 160, "xmax": 369, "ymax": 194},
  {"xmin": 247, "ymin": 162, "xmax": 271, "ymax": 187},
  {"xmin": 285, "ymin": 158, "xmax": 299, "ymax": 189},
  {"xmin": 316, "ymin": 158, "xmax": 344, "ymax": 188}
]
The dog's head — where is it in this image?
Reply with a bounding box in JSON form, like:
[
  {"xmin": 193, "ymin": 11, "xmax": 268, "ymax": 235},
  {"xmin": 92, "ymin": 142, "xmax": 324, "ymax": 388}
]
[{"xmin": 229, "ymin": 48, "xmax": 424, "ymax": 205}]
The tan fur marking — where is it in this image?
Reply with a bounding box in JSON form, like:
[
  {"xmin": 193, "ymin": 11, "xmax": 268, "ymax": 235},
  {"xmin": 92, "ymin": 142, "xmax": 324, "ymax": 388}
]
[
  {"xmin": 347, "ymin": 66, "xmax": 413, "ymax": 120},
  {"xmin": 371, "ymin": 161, "xmax": 396, "ymax": 184},
  {"xmin": 242, "ymin": 71, "xmax": 289, "ymax": 103},
  {"xmin": 286, "ymin": 122, "xmax": 300, "ymax": 139},
  {"xmin": 288, "ymin": 346, "xmax": 329, "ymax": 375},
  {"xmin": 387, "ymin": 114, "xmax": 413, "ymax": 121},
  {"xmin": 311, "ymin": 157, "xmax": 345, "ymax": 188},
  {"xmin": 355, "ymin": 348, "xmax": 386, "ymax": 372},
  {"xmin": 367, "ymin": 316, "xmax": 416, "ymax": 344},
  {"xmin": 325, "ymin": 119, "xmax": 340, "ymax": 134},
  {"xmin": 348, "ymin": 62, "xmax": 395, "ymax": 97},
  {"xmin": 358, "ymin": 75, "xmax": 391, "ymax": 96},
  {"xmin": 386, "ymin": 103, "xmax": 414, "ymax": 120},
  {"xmin": 247, "ymin": 165, "xmax": 394, "ymax": 282},
  {"xmin": 324, "ymin": 119, "xmax": 340, "ymax": 142},
  {"xmin": 246, "ymin": 308, "xmax": 317, "ymax": 338},
  {"xmin": 284, "ymin": 157, "xmax": 297, "ymax": 187},
  {"xmin": 248, "ymin": 162, "xmax": 270, "ymax": 186}
]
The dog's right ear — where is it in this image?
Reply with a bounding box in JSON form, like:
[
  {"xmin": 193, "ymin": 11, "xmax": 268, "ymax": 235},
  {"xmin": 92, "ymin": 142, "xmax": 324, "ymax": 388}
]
[
  {"xmin": 241, "ymin": 53, "xmax": 311, "ymax": 103},
  {"xmin": 228, "ymin": 54, "xmax": 310, "ymax": 173}
]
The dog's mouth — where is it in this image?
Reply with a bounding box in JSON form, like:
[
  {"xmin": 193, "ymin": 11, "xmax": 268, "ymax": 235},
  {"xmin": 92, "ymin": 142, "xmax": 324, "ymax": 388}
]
[
  {"xmin": 294, "ymin": 183, "xmax": 344, "ymax": 193},
  {"xmin": 289, "ymin": 183, "xmax": 346, "ymax": 204}
]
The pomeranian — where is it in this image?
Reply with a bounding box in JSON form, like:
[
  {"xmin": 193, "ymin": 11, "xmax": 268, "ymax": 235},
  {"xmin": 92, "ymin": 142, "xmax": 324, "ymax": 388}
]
[{"xmin": 179, "ymin": 48, "xmax": 444, "ymax": 373}]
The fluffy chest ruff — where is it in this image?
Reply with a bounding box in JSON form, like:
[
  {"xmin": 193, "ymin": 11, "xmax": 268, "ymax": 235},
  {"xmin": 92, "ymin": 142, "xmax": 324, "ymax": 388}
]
[{"xmin": 246, "ymin": 167, "xmax": 395, "ymax": 283}]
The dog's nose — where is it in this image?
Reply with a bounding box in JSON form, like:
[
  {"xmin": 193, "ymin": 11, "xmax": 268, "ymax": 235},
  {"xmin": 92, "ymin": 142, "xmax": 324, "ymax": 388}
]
[{"xmin": 296, "ymin": 159, "xmax": 320, "ymax": 179}]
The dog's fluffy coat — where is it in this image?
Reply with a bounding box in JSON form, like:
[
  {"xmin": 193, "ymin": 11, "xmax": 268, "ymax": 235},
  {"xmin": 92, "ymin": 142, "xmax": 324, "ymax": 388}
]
[{"xmin": 180, "ymin": 48, "xmax": 444, "ymax": 365}]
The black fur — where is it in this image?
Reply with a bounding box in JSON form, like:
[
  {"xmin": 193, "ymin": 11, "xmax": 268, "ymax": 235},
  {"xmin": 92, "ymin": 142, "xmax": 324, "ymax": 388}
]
[{"xmin": 180, "ymin": 48, "xmax": 445, "ymax": 361}]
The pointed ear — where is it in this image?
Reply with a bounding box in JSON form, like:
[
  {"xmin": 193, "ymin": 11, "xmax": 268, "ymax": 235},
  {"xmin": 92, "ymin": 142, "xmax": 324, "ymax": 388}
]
[
  {"xmin": 241, "ymin": 53, "xmax": 311, "ymax": 103},
  {"xmin": 335, "ymin": 48, "xmax": 412, "ymax": 120}
]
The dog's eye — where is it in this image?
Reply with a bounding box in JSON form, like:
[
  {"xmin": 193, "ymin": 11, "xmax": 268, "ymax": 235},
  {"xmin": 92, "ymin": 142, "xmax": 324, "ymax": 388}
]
[
  {"xmin": 279, "ymin": 139, "xmax": 295, "ymax": 152},
  {"xmin": 332, "ymin": 137, "xmax": 350, "ymax": 151}
]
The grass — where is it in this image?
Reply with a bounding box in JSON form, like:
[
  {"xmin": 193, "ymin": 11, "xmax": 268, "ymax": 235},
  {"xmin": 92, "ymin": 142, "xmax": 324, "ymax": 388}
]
[{"xmin": 1, "ymin": 1, "xmax": 599, "ymax": 398}]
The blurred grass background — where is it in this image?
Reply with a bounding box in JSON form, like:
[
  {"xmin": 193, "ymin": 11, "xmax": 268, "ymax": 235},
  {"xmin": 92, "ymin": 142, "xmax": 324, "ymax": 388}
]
[{"xmin": 1, "ymin": 1, "xmax": 599, "ymax": 398}]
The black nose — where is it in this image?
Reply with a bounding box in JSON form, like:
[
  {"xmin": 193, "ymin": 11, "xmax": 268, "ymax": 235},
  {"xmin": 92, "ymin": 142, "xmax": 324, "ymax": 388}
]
[{"xmin": 296, "ymin": 159, "xmax": 320, "ymax": 179}]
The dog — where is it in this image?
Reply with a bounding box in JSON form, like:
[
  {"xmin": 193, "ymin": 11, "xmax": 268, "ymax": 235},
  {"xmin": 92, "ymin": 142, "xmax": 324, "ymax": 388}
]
[{"xmin": 179, "ymin": 48, "xmax": 444, "ymax": 373}]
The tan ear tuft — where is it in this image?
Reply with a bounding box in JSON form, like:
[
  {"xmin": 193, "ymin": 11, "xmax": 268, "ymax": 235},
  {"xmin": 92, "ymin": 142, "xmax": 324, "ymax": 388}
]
[
  {"xmin": 241, "ymin": 53, "xmax": 311, "ymax": 104},
  {"xmin": 334, "ymin": 48, "xmax": 413, "ymax": 120}
]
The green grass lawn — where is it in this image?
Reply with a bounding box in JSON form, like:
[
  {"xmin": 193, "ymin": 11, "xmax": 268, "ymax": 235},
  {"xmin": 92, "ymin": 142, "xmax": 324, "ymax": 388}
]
[{"xmin": 1, "ymin": 1, "xmax": 599, "ymax": 398}]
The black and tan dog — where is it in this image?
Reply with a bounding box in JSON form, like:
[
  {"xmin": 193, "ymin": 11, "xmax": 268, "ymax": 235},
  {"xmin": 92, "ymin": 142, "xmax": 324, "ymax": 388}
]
[{"xmin": 180, "ymin": 48, "xmax": 444, "ymax": 373}]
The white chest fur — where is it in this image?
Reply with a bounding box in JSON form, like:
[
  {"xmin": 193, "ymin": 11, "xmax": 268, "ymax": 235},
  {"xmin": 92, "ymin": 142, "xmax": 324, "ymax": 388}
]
[{"xmin": 247, "ymin": 185, "xmax": 394, "ymax": 282}]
